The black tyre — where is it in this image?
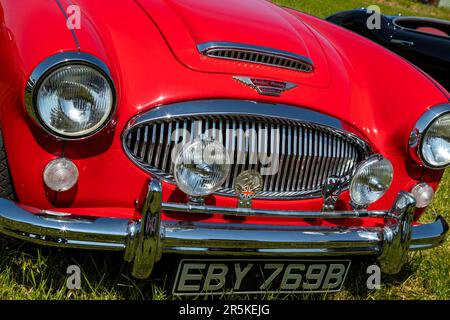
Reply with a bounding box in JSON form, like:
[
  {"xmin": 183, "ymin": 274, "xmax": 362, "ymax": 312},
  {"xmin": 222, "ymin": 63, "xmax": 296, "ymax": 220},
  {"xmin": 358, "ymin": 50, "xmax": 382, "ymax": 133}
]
[
  {"xmin": 0, "ymin": 130, "xmax": 18, "ymax": 247},
  {"xmin": 0, "ymin": 131, "xmax": 15, "ymax": 201}
]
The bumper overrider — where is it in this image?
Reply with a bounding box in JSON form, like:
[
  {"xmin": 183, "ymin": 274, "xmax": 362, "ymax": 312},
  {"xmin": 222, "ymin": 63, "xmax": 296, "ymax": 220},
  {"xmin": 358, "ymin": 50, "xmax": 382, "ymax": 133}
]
[{"xmin": 0, "ymin": 179, "xmax": 448, "ymax": 279}]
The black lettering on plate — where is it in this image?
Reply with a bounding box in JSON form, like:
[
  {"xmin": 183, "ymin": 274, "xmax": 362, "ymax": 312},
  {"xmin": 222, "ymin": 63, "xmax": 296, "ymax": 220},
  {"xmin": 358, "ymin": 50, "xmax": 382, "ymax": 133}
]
[{"xmin": 172, "ymin": 259, "xmax": 351, "ymax": 295}]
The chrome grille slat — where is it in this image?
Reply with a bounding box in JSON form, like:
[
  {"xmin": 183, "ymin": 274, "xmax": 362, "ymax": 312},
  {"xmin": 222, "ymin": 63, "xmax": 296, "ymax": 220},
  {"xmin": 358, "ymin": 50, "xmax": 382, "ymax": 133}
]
[
  {"xmin": 337, "ymin": 138, "xmax": 346, "ymax": 177},
  {"xmin": 146, "ymin": 125, "xmax": 156, "ymax": 164},
  {"xmin": 161, "ymin": 122, "xmax": 172, "ymax": 172},
  {"xmin": 153, "ymin": 123, "xmax": 164, "ymax": 168},
  {"xmin": 133, "ymin": 127, "xmax": 141, "ymax": 156},
  {"xmin": 232, "ymin": 120, "xmax": 243, "ymax": 187},
  {"xmin": 290, "ymin": 127, "xmax": 300, "ymax": 191},
  {"xmin": 257, "ymin": 122, "xmax": 265, "ymax": 184},
  {"xmin": 251, "ymin": 123, "xmax": 258, "ymax": 172},
  {"xmin": 264, "ymin": 123, "xmax": 273, "ymax": 191},
  {"xmin": 342, "ymin": 142, "xmax": 350, "ymax": 177},
  {"xmin": 314, "ymin": 130, "xmax": 324, "ymax": 188},
  {"xmin": 350, "ymin": 146, "xmax": 357, "ymax": 173},
  {"xmin": 274, "ymin": 125, "xmax": 286, "ymax": 192},
  {"xmin": 330, "ymin": 136, "xmax": 339, "ymax": 178},
  {"xmin": 124, "ymin": 114, "xmax": 366, "ymax": 199},
  {"xmin": 140, "ymin": 126, "xmax": 148, "ymax": 160},
  {"xmin": 282, "ymin": 125, "xmax": 293, "ymax": 191},
  {"xmin": 309, "ymin": 128, "xmax": 318, "ymax": 190},
  {"xmin": 242, "ymin": 120, "xmax": 249, "ymax": 171},
  {"xmin": 319, "ymin": 131, "xmax": 329, "ymax": 185},
  {"xmin": 308, "ymin": 129, "xmax": 319, "ymax": 190},
  {"xmin": 301, "ymin": 128, "xmax": 312, "ymax": 191},
  {"xmin": 321, "ymin": 133, "xmax": 332, "ymax": 185},
  {"xmin": 244, "ymin": 122, "xmax": 251, "ymax": 172},
  {"xmin": 225, "ymin": 120, "xmax": 233, "ymax": 188},
  {"xmin": 286, "ymin": 126, "xmax": 295, "ymax": 191},
  {"xmin": 268, "ymin": 124, "xmax": 279, "ymax": 191},
  {"xmin": 296, "ymin": 127, "xmax": 305, "ymax": 191}
]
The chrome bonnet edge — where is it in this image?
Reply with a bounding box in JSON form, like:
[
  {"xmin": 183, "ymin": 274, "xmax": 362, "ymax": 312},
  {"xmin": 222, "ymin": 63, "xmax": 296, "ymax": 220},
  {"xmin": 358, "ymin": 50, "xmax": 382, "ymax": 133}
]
[{"xmin": 0, "ymin": 180, "xmax": 448, "ymax": 278}]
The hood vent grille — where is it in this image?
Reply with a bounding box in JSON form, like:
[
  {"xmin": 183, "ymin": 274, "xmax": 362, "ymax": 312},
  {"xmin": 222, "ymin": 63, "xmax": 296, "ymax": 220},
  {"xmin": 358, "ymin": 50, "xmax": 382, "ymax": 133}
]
[{"xmin": 197, "ymin": 42, "xmax": 314, "ymax": 73}]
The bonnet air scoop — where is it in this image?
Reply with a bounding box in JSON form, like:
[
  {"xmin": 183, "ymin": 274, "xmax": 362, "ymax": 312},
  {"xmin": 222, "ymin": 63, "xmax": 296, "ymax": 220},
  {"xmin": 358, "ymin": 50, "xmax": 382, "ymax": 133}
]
[{"xmin": 197, "ymin": 42, "xmax": 314, "ymax": 73}]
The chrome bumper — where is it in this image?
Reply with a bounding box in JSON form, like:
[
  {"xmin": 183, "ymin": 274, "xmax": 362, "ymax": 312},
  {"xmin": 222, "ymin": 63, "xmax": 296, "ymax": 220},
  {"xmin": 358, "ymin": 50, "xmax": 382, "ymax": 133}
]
[{"xmin": 0, "ymin": 180, "xmax": 448, "ymax": 279}]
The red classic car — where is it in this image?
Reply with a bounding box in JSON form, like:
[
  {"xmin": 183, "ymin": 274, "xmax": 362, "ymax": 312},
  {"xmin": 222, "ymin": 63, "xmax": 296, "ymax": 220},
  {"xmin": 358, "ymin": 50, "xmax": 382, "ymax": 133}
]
[{"xmin": 0, "ymin": 0, "xmax": 448, "ymax": 293}]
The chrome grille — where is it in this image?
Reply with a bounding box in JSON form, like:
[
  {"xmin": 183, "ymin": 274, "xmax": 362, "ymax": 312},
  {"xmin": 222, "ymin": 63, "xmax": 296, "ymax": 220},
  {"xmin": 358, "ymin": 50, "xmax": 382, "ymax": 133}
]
[
  {"xmin": 197, "ymin": 42, "xmax": 314, "ymax": 73},
  {"xmin": 124, "ymin": 113, "xmax": 367, "ymax": 199}
]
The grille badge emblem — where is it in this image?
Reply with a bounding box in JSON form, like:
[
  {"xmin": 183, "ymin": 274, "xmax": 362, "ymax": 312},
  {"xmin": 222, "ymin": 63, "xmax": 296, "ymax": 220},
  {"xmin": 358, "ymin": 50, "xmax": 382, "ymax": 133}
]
[
  {"xmin": 321, "ymin": 176, "xmax": 347, "ymax": 212},
  {"xmin": 235, "ymin": 170, "xmax": 264, "ymax": 208},
  {"xmin": 233, "ymin": 76, "xmax": 297, "ymax": 97}
]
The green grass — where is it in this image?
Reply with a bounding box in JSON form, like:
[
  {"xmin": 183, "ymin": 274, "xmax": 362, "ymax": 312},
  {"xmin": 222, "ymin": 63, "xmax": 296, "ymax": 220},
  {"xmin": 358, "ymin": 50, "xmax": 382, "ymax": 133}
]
[
  {"xmin": 277, "ymin": 0, "xmax": 450, "ymax": 19},
  {"xmin": 0, "ymin": 0, "xmax": 449, "ymax": 300}
]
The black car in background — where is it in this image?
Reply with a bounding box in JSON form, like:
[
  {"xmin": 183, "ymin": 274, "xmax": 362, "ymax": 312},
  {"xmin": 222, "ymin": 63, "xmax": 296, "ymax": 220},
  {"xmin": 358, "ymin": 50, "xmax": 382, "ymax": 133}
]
[{"xmin": 327, "ymin": 9, "xmax": 450, "ymax": 91}]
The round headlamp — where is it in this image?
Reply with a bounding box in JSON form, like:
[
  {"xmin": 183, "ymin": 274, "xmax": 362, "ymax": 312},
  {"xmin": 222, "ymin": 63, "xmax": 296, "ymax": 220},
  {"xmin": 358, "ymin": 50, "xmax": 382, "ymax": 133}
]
[
  {"xmin": 349, "ymin": 155, "xmax": 393, "ymax": 208},
  {"xmin": 420, "ymin": 113, "xmax": 450, "ymax": 168},
  {"xmin": 410, "ymin": 104, "xmax": 450, "ymax": 169},
  {"xmin": 174, "ymin": 139, "xmax": 230, "ymax": 197},
  {"xmin": 25, "ymin": 53, "xmax": 115, "ymax": 139}
]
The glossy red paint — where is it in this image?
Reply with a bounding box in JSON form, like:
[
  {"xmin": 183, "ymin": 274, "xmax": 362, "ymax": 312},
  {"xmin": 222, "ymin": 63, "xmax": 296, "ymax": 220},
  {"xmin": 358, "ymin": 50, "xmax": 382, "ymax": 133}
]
[{"xmin": 0, "ymin": 0, "xmax": 448, "ymax": 229}]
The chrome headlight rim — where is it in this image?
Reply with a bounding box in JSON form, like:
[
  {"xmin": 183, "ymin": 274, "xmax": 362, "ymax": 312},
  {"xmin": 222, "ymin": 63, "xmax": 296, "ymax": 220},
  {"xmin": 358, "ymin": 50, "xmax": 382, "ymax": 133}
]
[
  {"xmin": 24, "ymin": 52, "xmax": 116, "ymax": 140},
  {"xmin": 409, "ymin": 104, "xmax": 450, "ymax": 170}
]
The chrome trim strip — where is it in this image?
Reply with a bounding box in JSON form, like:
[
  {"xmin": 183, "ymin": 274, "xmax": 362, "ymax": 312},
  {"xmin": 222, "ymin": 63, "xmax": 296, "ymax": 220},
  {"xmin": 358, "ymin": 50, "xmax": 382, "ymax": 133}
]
[
  {"xmin": 55, "ymin": 0, "xmax": 81, "ymax": 50},
  {"xmin": 197, "ymin": 41, "xmax": 314, "ymax": 73},
  {"xmin": 24, "ymin": 51, "xmax": 116, "ymax": 140},
  {"xmin": 125, "ymin": 100, "xmax": 344, "ymax": 130},
  {"xmin": 161, "ymin": 202, "xmax": 386, "ymax": 219},
  {"xmin": 409, "ymin": 104, "xmax": 450, "ymax": 169}
]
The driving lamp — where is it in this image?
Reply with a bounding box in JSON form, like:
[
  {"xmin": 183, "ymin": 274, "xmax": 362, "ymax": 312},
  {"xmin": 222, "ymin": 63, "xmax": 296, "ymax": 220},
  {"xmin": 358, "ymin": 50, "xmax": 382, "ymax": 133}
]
[
  {"xmin": 349, "ymin": 155, "xmax": 393, "ymax": 208},
  {"xmin": 174, "ymin": 139, "xmax": 230, "ymax": 197}
]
